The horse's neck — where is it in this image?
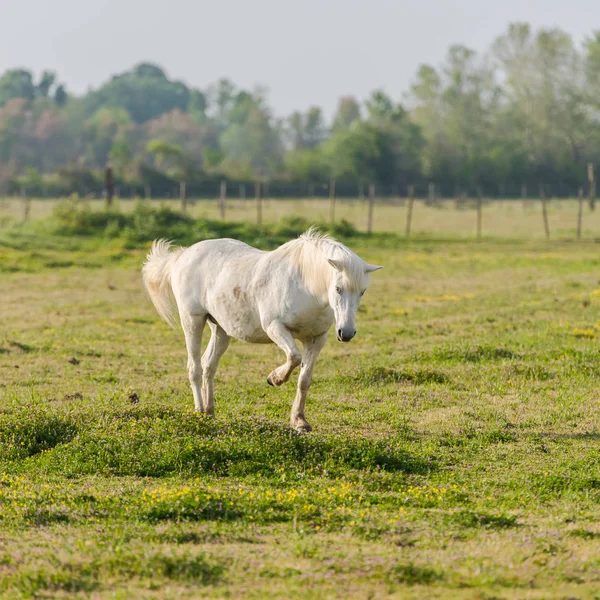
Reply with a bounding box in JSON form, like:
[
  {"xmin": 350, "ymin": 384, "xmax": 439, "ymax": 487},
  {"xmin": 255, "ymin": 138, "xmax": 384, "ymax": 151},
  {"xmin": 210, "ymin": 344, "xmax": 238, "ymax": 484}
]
[{"xmin": 279, "ymin": 239, "xmax": 332, "ymax": 300}]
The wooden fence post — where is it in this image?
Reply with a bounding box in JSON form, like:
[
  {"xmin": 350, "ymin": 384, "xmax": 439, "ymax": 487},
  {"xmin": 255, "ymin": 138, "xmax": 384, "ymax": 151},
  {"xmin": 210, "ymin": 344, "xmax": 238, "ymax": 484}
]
[
  {"xmin": 104, "ymin": 166, "xmax": 114, "ymax": 209},
  {"xmin": 588, "ymin": 163, "xmax": 596, "ymax": 211},
  {"xmin": 428, "ymin": 182, "xmax": 435, "ymax": 205},
  {"xmin": 329, "ymin": 178, "xmax": 336, "ymax": 225},
  {"xmin": 21, "ymin": 187, "xmax": 31, "ymax": 222},
  {"xmin": 255, "ymin": 181, "xmax": 262, "ymax": 225},
  {"xmin": 405, "ymin": 184, "xmax": 415, "ymax": 237},
  {"xmin": 476, "ymin": 187, "xmax": 483, "ymax": 241},
  {"xmin": 180, "ymin": 181, "xmax": 187, "ymax": 212},
  {"xmin": 367, "ymin": 183, "xmax": 375, "ymax": 234},
  {"xmin": 578, "ymin": 187, "xmax": 584, "ymax": 239},
  {"xmin": 521, "ymin": 184, "xmax": 527, "ymax": 210},
  {"xmin": 220, "ymin": 180, "xmax": 227, "ymax": 219},
  {"xmin": 540, "ymin": 184, "xmax": 550, "ymax": 239}
]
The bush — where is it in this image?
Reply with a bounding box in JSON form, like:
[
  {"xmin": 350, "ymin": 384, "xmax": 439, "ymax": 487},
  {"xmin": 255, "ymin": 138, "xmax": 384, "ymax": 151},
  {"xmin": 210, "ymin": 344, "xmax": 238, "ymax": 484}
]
[{"xmin": 45, "ymin": 200, "xmax": 401, "ymax": 251}]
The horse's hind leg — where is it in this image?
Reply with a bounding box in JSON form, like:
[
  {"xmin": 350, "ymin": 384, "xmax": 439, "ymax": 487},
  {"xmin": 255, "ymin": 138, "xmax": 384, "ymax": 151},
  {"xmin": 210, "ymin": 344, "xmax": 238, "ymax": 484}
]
[
  {"xmin": 201, "ymin": 321, "xmax": 231, "ymax": 415},
  {"xmin": 265, "ymin": 320, "xmax": 302, "ymax": 387},
  {"xmin": 181, "ymin": 313, "xmax": 207, "ymax": 411}
]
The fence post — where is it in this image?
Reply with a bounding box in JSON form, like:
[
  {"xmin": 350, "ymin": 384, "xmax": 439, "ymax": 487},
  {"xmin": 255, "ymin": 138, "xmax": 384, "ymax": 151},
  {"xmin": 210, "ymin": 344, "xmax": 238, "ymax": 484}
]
[
  {"xmin": 405, "ymin": 184, "xmax": 415, "ymax": 237},
  {"xmin": 329, "ymin": 178, "xmax": 336, "ymax": 225},
  {"xmin": 521, "ymin": 184, "xmax": 527, "ymax": 210},
  {"xmin": 255, "ymin": 181, "xmax": 262, "ymax": 225},
  {"xmin": 540, "ymin": 184, "xmax": 550, "ymax": 239},
  {"xmin": 104, "ymin": 166, "xmax": 114, "ymax": 209},
  {"xmin": 428, "ymin": 182, "xmax": 435, "ymax": 205},
  {"xmin": 21, "ymin": 187, "xmax": 30, "ymax": 222},
  {"xmin": 220, "ymin": 180, "xmax": 227, "ymax": 219},
  {"xmin": 588, "ymin": 163, "xmax": 596, "ymax": 211},
  {"xmin": 240, "ymin": 184, "xmax": 246, "ymax": 201},
  {"xmin": 180, "ymin": 181, "xmax": 187, "ymax": 212},
  {"xmin": 476, "ymin": 187, "xmax": 483, "ymax": 241},
  {"xmin": 367, "ymin": 183, "xmax": 375, "ymax": 234},
  {"xmin": 578, "ymin": 187, "xmax": 584, "ymax": 239}
]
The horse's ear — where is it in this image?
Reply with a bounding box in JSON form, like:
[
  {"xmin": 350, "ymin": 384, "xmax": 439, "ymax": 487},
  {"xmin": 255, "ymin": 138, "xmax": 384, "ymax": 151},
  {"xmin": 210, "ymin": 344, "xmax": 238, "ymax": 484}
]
[
  {"xmin": 365, "ymin": 264, "xmax": 383, "ymax": 273},
  {"xmin": 328, "ymin": 258, "xmax": 342, "ymax": 271}
]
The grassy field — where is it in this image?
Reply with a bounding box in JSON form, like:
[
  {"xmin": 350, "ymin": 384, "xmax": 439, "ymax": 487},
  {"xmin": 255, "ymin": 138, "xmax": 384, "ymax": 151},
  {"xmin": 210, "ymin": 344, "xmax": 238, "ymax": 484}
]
[{"xmin": 1, "ymin": 205, "xmax": 600, "ymax": 598}]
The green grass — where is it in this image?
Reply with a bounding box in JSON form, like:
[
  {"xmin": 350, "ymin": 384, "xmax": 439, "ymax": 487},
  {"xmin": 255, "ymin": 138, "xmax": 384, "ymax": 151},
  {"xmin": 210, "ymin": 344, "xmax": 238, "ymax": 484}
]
[{"xmin": 2, "ymin": 207, "xmax": 600, "ymax": 598}]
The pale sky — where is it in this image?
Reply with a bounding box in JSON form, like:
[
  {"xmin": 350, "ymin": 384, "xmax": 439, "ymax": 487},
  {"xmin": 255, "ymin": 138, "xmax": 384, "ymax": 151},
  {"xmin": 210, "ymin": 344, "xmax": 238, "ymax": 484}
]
[{"xmin": 1, "ymin": 0, "xmax": 598, "ymax": 118}]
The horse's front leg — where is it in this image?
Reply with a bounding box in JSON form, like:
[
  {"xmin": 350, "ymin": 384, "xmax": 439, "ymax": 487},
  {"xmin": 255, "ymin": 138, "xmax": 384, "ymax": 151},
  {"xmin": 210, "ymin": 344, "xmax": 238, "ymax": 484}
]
[
  {"xmin": 265, "ymin": 320, "xmax": 302, "ymax": 387},
  {"xmin": 291, "ymin": 332, "xmax": 327, "ymax": 432}
]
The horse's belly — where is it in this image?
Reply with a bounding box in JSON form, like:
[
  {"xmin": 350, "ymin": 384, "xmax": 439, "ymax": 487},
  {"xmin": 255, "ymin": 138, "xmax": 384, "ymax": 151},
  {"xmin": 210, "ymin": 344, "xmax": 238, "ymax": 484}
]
[
  {"xmin": 226, "ymin": 319, "xmax": 270, "ymax": 344},
  {"xmin": 206, "ymin": 295, "xmax": 270, "ymax": 344}
]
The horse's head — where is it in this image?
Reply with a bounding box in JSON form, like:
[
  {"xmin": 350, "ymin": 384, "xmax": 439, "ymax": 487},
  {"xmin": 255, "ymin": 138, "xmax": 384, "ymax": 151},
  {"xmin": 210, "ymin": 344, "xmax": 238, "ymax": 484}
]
[{"xmin": 327, "ymin": 259, "xmax": 383, "ymax": 342}]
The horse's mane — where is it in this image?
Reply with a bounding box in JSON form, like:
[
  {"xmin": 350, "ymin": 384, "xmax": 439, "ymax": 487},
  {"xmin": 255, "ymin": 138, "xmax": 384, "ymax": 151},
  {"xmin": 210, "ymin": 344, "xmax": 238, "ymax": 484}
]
[{"xmin": 276, "ymin": 227, "xmax": 367, "ymax": 298}]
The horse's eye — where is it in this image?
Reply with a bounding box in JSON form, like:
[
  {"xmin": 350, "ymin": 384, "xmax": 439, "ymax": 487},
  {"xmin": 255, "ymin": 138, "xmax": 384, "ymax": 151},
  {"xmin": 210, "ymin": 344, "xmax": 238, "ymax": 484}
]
[{"xmin": 335, "ymin": 287, "xmax": 342, "ymax": 294}]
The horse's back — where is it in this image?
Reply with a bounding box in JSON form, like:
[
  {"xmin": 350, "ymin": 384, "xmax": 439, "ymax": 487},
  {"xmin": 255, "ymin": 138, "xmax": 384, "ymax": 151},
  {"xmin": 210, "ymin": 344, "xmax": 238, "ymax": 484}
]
[
  {"xmin": 188, "ymin": 237, "xmax": 261, "ymax": 258},
  {"xmin": 174, "ymin": 238, "xmax": 263, "ymax": 275},
  {"xmin": 170, "ymin": 237, "xmax": 269, "ymax": 341}
]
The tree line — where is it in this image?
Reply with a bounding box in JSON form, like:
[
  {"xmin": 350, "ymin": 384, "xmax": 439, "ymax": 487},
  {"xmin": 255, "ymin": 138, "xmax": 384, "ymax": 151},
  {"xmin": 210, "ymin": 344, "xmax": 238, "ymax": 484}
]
[{"xmin": 1, "ymin": 22, "xmax": 599, "ymax": 199}]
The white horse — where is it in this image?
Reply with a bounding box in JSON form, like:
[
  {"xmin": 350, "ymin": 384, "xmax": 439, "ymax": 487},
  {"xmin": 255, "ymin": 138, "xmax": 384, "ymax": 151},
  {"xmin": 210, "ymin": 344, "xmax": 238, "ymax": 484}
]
[{"xmin": 142, "ymin": 228, "xmax": 382, "ymax": 432}]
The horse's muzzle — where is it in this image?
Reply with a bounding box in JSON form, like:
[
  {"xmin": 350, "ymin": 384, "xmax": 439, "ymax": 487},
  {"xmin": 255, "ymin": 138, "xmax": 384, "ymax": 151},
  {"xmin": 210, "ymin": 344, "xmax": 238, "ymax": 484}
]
[{"xmin": 337, "ymin": 328, "xmax": 356, "ymax": 342}]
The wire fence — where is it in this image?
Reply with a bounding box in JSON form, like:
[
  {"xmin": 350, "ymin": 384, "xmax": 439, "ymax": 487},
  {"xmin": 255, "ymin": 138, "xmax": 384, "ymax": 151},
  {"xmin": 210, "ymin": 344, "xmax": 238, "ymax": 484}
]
[
  {"xmin": 4, "ymin": 176, "xmax": 597, "ymax": 202},
  {"xmin": 1, "ymin": 188, "xmax": 598, "ymax": 240}
]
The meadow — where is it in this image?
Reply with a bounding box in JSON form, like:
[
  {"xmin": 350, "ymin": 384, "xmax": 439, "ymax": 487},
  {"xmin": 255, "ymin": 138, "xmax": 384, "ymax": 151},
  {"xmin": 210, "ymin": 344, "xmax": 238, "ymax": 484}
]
[{"xmin": 1, "ymin": 199, "xmax": 600, "ymax": 598}]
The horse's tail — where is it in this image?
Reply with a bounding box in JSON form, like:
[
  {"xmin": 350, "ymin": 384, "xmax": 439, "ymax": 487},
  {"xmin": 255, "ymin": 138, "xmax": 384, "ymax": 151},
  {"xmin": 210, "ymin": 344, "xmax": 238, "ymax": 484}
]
[{"xmin": 142, "ymin": 239, "xmax": 185, "ymax": 329}]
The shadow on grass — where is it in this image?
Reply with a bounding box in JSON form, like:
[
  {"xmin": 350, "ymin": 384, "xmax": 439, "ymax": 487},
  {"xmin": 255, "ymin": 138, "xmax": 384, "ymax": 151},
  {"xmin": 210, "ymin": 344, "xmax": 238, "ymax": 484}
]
[
  {"xmin": 449, "ymin": 510, "xmax": 518, "ymax": 529},
  {"xmin": 2, "ymin": 407, "xmax": 435, "ymax": 478},
  {"xmin": 337, "ymin": 365, "xmax": 450, "ymax": 387},
  {"xmin": 423, "ymin": 345, "xmax": 520, "ymax": 363}
]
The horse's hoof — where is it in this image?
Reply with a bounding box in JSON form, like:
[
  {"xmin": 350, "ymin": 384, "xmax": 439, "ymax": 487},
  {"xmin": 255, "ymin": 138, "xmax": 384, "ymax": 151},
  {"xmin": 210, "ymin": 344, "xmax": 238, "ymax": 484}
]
[
  {"xmin": 267, "ymin": 376, "xmax": 274, "ymax": 387},
  {"xmin": 293, "ymin": 422, "xmax": 313, "ymax": 433}
]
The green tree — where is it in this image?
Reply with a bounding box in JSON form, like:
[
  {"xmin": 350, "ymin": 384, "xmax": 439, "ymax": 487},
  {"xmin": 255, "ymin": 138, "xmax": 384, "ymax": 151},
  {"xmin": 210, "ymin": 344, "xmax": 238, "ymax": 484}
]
[
  {"xmin": 109, "ymin": 139, "xmax": 132, "ymax": 177},
  {"xmin": 0, "ymin": 70, "xmax": 36, "ymax": 107},
  {"xmin": 286, "ymin": 107, "xmax": 327, "ymax": 150},
  {"xmin": 284, "ymin": 147, "xmax": 329, "ymax": 182},
  {"xmin": 209, "ymin": 78, "xmax": 236, "ymax": 129},
  {"xmin": 83, "ymin": 63, "xmax": 190, "ymax": 124},
  {"xmin": 286, "ymin": 111, "xmax": 305, "ymax": 149},
  {"xmin": 84, "ymin": 107, "xmax": 132, "ymax": 168},
  {"xmin": 492, "ymin": 23, "xmax": 591, "ymax": 187},
  {"xmin": 410, "ymin": 44, "xmax": 501, "ymax": 190},
  {"xmin": 17, "ymin": 166, "xmax": 43, "ymax": 195},
  {"xmin": 147, "ymin": 139, "xmax": 195, "ymax": 208},
  {"xmin": 54, "ymin": 85, "xmax": 68, "ymax": 107},
  {"xmin": 304, "ymin": 107, "xmax": 326, "ymax": 148},
  {"xmin": 331, "ymin": 96, "xmax": 361, "ymax": 132},
  {"xmin": 37, "ymin": 71, "xmax": 56, "ymax": 98},
  {"xmin": 147, "ymin": 139, "xmax": 194, "ymax": 181},
  {"xmin": 219, "ymin": 92, "xmax": 282, "ymax": 178},
  {"xmin": 188, "ymin": 90, "xmax": 208, "ymax": 124}
]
